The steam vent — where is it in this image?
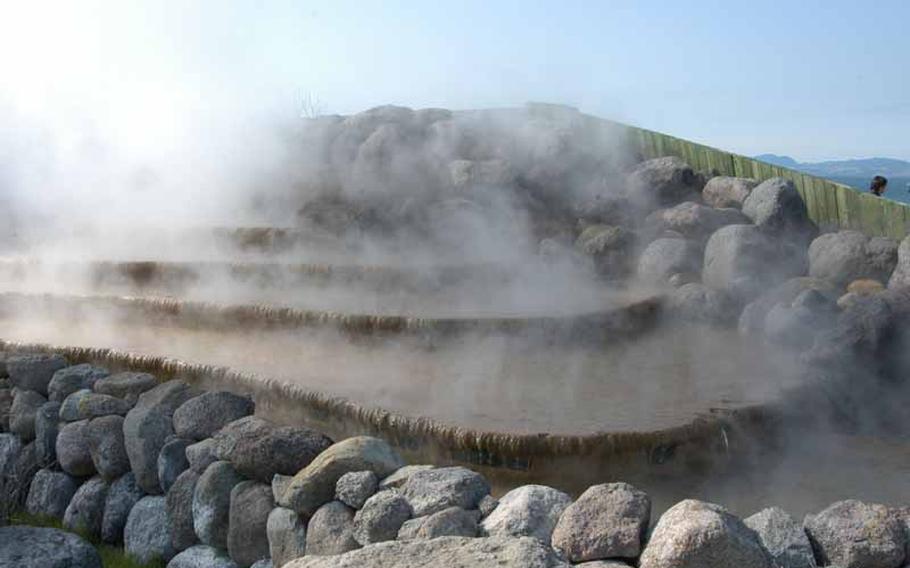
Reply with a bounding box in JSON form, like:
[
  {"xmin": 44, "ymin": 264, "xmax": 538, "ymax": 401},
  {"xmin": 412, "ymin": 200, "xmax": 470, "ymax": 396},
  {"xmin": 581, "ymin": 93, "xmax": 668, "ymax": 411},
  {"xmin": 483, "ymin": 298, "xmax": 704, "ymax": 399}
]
[{"xmin": 4, "ymin": 104, "xmax": 910, "ymax": 568}]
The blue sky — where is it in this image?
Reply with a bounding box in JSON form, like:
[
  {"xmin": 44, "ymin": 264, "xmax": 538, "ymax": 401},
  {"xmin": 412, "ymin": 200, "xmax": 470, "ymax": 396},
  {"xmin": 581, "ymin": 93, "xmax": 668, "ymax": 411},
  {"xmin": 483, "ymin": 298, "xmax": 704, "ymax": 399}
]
[{"xmin": 1, "ymin": 0, "xmax": 908, "ymax": 161}]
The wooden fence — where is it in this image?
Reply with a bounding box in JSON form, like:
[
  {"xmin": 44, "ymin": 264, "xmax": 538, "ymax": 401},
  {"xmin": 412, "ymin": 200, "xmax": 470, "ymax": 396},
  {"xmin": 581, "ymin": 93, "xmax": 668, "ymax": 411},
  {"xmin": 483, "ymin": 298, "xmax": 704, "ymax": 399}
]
[{"xmin": 622, "ymin": 125, "xmax": 910, "ymax": 240}]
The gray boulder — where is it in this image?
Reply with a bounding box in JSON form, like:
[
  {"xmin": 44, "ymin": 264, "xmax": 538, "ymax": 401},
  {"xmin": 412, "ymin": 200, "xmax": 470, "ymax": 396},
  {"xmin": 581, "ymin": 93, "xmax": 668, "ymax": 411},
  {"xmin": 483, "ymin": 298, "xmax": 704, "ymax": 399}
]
[
  {"xmin": 173, "ymin": 391, "xmax": 254, "ymax": 440},
  {"xmin": 167, "ymin": 469, "xmax": 200, "ymax": 552},
  {"xmin": 286, "ymin": 535, "xmax": 570, "ymax": 568},
  {"xmin": 59, "ymin": 389, "xmax": 132, "ymax": 421},
  {"xmin": 158, "ymin": 437, "xmax": 191, "ymax": 493},
  {"xmin": 669, "ymin": 283, "xmax": 737, "ymax": 324},
  {"xmin": 63, "ymin": 476, "xmax": 109, "ymax": 538},
  {"xmin": 574, "ymin": 224, "xmax": 635, "ymax": 279},
  {"xmin": 0, "ymin": 526, "xmax": 102, "ymax": 568},
  {"xmin": 763, "ymin": 290, "xmax": 837, "ymax": 348},
  {"xmin": 280, "ymin": 436, "xmax": 404, "ymax": 517},
  {"xmin": 403, "ymin": 466, "xmax": 491, "ymax": 517},
  {"xmin": 101, "ymin": 472, "xmax": 145, "ymax": 544},
  {"xmin": 336, "ymin": 470, "xmax": 378, "ymax": 509},
  {"xmin": 167, "ymin": 545, "xmax": 239, "ymax": 568},
  {"xmin": 124, "ymin": 495, "xmax": 176, "ymax": 564},
  {"xmin": 85, "ymin": 415, "xmax": 131, "ymax": 480},
  {"xmin": 379, "ymin": 464, "xmax": 434, "ymax": 490},
  {"xmin": 7, "ymin": 353, "xmax": 67, "ymax": 396},
  {"xmin": 26, "ymin": 468, "xmax": 80, "ymax": 519},
  {"xmin": 637, "ymin": 238, "xmax": 702, "ymax": 285},
  {"xmin": 481, "ymin": 484, "xmax": 571, "ymax": 544},
  {"xmin": 57, "ymin": 419, "xmax": 96, "ymax": 477},
  {"xmin": 7, "ymin": 441, "xmax": 40, "ymax": 509},
  {"xmin": 48, "ymin": 363, "xmax": 110, "ymax": 403},
  {"xmin": 626, "ymin": 156, "xmax": 701, "ymax": 209},
  {"xmin": 0, "ymin": 387, "xmax": 12, "ymax": 431},
  {"xmin": 0, "ymin": 432, "xmax": 20, "ymax": 474},
  {"xmin": 228, "ymin": 481, "xmax": 275, "ymax": 568},
  {"xmin": 738, "ymin": 277, "xmax": 840, "ymax": 335},
  {"xmin": 551, "ymin": 482, "xmax": 650, "ymax": 562},
  {"xmin": 186, "ymin": 438, "xmax": 219, "ymax": 474},
  {"xmin": 479, "ymin": 494, "xmax": 499, "ymax": 518},
  {"xmin": 10, "ymin": 388, "xmax": 46, "ymax": 441},
  {"xmin": 193, "ymin": 460, "xmax": 245, "ymax": 549},
  {"xmin": 742, "ymin": 177, "xmax": 814, "ymax": 237},
  {"xmin": 745, "ymin": 507, "xmax": 817, "ymax": 568},
  {"xmin": 272, "ymin": 473, "xmax": 293, "ymax": 502},
  {"xmin": 268, "ymin": 507, "xmax": 307, "ymax": 568},
  {"xmin": 889, "ymin": 234, "xmax": 910, "ymax": 289},
  {"xmin": 305, "ymin": 500, "xmax": 360, "ymax": 556},
  {"xmin": 804, "ymin": 500, "xmax": 906, "ymax": 568},
  {"xmin": 399, "ymin": 506, "xmax": 480, "ymax": 541},
  {"xmin": 639, "ymin": 499, "xmax": 771, "ymax": 568},
  {"xmin": 34, "ymin": 401, "xmax": 61, "ymax": 467},
  {"xmin": 809, "ymin": 231, "xmax": 898, "ymax": 286},
  {"xmin": 647, "ymin": 201, "xmax": 749, "ymax": 242},
  {"xmin": 353, "ymin": 490, "xmax": 413, "ymax": 545},
  {"xmin": 703, "ymin": 224, "xmax": 806, "ymax": 301},
  {"xmin": 702, "ymin": 176, "xmax": 758, "ymax": 208},
  {"xmin": 93, "ymin": 371, "xmax": 158, "ymax": 402},
  {"xmin": 213, "ymin": 415, "xmax": 333, "ymax": 483}
]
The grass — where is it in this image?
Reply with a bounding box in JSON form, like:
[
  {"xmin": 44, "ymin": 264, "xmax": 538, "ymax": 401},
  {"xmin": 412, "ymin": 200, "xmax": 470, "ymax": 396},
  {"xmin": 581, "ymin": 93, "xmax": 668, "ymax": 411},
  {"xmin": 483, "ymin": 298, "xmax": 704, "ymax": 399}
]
[{"xmin": 9, "ymin": 511, "xmax": 166, "ymax": 568}]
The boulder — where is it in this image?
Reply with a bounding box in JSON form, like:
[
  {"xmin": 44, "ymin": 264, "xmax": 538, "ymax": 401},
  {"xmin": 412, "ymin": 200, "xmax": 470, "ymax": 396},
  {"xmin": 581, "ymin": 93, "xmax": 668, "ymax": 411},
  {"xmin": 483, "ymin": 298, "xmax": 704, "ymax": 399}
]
[
  {"xmin": 647, "ymin": 202, "xmax": 749, "ymax": 242},
  {"xmin": 34, "ymin": 401, "xmax": 61, "ymax": 467},
  {"xmin": 0, "ymin": 526, "xmax": 102, "ymax": 568},
  {"xmin": 6, "ymin": 441, "xmax": 40, "ymax": 509},
  {"xmin": 186, "ymin": 438, "xmax": 219, "ymax": 474},
  {"xmin": 353, "ymin": 490, "xmax": 413, "ymax": 545},
  {"xmin": 481, "ymin": 484, "xmax": 571, "ymax": 544},
  {"xmin": 63, "ymin": 476, "xmax": 109, "ymax": 538},
  {"xmin": 193, "ymin": 460, "xmax": 245, "ymax": 549},
  {"xmin": 124, "ymin": 495, "xmax": 176, "ymax": 564},
  {"xmin": 268, "ymin": 507, "xmax": 307, "ymax": 568},
  {"xmin": 7, "ymin": 353, "xmax": 67, "ymax": 396},
  {"xmin": 809, "ymin": 231, "xmax": 898, "ymax": 286},
  {"xmin": 764, "ymin": 289, "xmax": 837, "ymax": 348},
  {"xmin": 738, "ymin": 277, "xmax": 840, "ymax": 335},
  {"xmin": 574, "ymin": 224, "xmax": 635, "ymax": 279},
  {"xmin": 85, "ymin": 415, "xmax": 131, "ymax": 480},
  {"xmin": 167, "ymin": 545, "xmax": 239, "ymax": 568},
  {"xmin": 57, "ymin": 419, "xmax": 96, "ymax": 477},
  {"xmin": 742, "ymin": 177, "xmax": 814, "ymax": 237},
  {"xmin": 124, "ymin": 381, "xmax": 198, "ymax": 494},
  {"xmin": 402, "ymin": 466, "xmax": 491, "ymax": 517},
  {"xmin": 0, "ymin": 387, "xmax": 12, "ymax": 431},
  {"xmin": 0, "ymin": 432, "xmax": 20, "ymax": 475},
  {"xmin": 626, "ymin": 156, "xmax": 701, "ymax": 209},
  {"xmin": 702, "ymin": 176, "xmax": 758, "ymax": 208},
  {"xmin": 280, "ymin": 436, "xmax": 404, "ymax": 517},
  {"xmin": 167, "ymin": 469, "xmax": 201, "ymax": 552},
  {"xmin": 305, "ymin": 500, "xmax": 361, "ymax": 556},
  {"xmin": 888, "ymin": 234, "xmax": 910, "ymax": 289},
  {"xmin": 59, "ymin": 389, "xmax": 132, "ymax": 421},
  {"xmin": 101, "ymin": 472, "xmax": 145, "ymax": 544},
  {"xmin": 285, "ymin": 535, "xmax": 570, "ymax": 568},
  {"xmin": 703, "ymin": 224, "xmax": 806, "ymax": 301},
  {"xmin": 379, "ymin": 464, "xmax": 434, "ymax": 491},
  {"xmin": 48, "ymin": 363, "xmax": 110, "ymax": 403},
  {"xmin": 639, "ymin": 499, "xmax": 771, "ymax": 568},
  {"xmin": 93, "ymin": 371, "xmax": 158, "ymax": 402},
  {"xmin": 26, "ymin": 468, "xmax": 80, "ymax": 519},
  {"xmin": 669, "ymin": 283, "xmax": 738, "ymax": 324},
  {"xmin": 551, "ymin": 482, "xmax": 650, "ymax": 562},
  {"xmin": 336, "ymin": 470, "xmax": 379, "ymax": 509},
  {"xmin": 213, "ymin": 415, "xmax": 333, "ymax": 483},
  {"xmin": 228, "ymin": 481, "xmax": 275, "ymax": 567},
  {"xmin": 637, "ymin": 238, "xmax": 702, "ymax": 285},
  {"xmin": 272, "ymin": 473, "xmax": 293, "ymax": 502},
  {"xmin": 399, "ymin": 506, "xmax": 480, "ymax": 540},
  {"xmin": 158, "ymin": 437, "xmax": 191, "ymax": 493},
  {"xmin": 9, "ymin": 388, "xmax": 46, "ymax": 441},
  {"xmin": 744, "ymin": 507, "xmax": 817, "ymax": 568},
  {"xmin": 173, "ymin": 391, "xmax": 254, "ymax": 441},
  {"xmin": 804, "ymin": 500, "xmax": 906, "ymax": 568}
]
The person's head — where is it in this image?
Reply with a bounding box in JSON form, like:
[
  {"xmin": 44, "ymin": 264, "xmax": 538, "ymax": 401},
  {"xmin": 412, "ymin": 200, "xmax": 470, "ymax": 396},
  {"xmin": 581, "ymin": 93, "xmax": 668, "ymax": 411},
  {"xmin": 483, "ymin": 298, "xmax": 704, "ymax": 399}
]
[{"xmin": 870, "ymin": 175, "xmax": 888, "ymax": 196}]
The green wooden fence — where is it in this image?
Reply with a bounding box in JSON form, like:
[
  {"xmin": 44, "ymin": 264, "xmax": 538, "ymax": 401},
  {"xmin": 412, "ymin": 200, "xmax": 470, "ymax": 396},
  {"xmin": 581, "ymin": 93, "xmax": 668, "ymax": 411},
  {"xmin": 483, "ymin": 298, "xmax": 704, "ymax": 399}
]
[{"xmin": 622, "ymin": 125, "xmax": 910, "ymax": 240}]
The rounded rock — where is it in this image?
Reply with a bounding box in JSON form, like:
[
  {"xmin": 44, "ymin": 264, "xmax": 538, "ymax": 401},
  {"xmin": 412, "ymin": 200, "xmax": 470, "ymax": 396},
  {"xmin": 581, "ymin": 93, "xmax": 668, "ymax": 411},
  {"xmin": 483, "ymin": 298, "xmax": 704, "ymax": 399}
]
[
  {"xmin": 804, "ymin": 500, "xmax": 906, "ymax": 568},
  {"xmin": 167, "ymin": 545, "xmax": 239, "ymax": 568},
  {"xmin": 124, "ymin": 495, "xmax": 177, "ymax": 564},
  {"xmin": 745, "ymin": 507, "xmax": 817, "ymax": 568},
  {"xmin": 102, "ymin": 472, "xmax": 145, "ymax": 544},
  {"xmin": 26, "ymin": 468, "xmax": 80, "ymax": 519},
  {"xmin": 63, "ymin": 476, "xmax": 110, "ymax": 538},
  {"xmin": 57, "ymin": 419, "xmax": 96, "ymax": 477},
  {"xmin": 173, "ymin": 391, "xmax": 254, "ymax": 441},
  {"xmin": 305, "ymin": 500, "xmax": 360, "ymax": 556},
  {"xmin": 353, "ymin": 490, "xmax": 413, "ymax": 545},
  {"xmin": 402, "ymin": 466, "xmax": 491, "ymax": 517},
  {"xmin": 193, "ymin": 460, "xmax": 245, "ymax": 549},
  {"xmin": 481, "ymin": 484, "xmax": 571, "ymax": 545},
  {"xmin": 93, "ymin": 371, "xmax": 158, "ymax": 402},
  {"xmin": 85, "ymin": 414, "xmax": 131, "ymax": 480},
  {"xmin": 0, "ymin": 526, "xmax": 102, "ymax": 568},
  {"xmin": 9, "ymin": 388, "xmax": 47, "ymax": 441},
  {"xmin": 167, "ymin": 469, "xmax": 201, "ymax": 552},
  {"xmin": 59, "ymin": 389, "xmax": 132, "ymax": 421},
  {"xmin": 158, "ymin": 437, "xmax": 191, "ymax": 493},
  {"xmin": 34, "ymin": 401, "xmax": 61, "ymax": 467},
  {"xmin": 227, "ymin": 481, "xmax": 275, "ymax": 567},
  {"xmin": 48, "ymin": 363, "xmax": 110, "ymax": 403},
  {"xmin": 268, "ymin": 507, "xmax": 307, "ymax": 568},
  {"xmin": 336, "ymin": 470, "xmax": 378, "ymax": 509},
  {"xmin": 7, "ymin": 353, "xmax": 67, "ymax": 396}
]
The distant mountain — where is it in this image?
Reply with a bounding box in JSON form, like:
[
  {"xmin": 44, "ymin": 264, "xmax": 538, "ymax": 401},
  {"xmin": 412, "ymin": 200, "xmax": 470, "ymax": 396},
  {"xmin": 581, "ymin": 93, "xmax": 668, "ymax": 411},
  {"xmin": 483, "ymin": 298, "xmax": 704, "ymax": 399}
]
[
  {"xmin": 754, "ymin": 154, "xmax": 910, "ymax": 202},
  {"xmin": 754, "ymin": 154, "xmax": 910, "ymax": 178}
]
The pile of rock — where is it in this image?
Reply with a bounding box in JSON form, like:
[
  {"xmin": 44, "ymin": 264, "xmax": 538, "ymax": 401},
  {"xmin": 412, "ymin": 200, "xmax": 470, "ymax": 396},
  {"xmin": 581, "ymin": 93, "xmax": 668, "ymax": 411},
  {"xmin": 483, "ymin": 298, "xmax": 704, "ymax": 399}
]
[{"xmin": 5, "ymin": 356, "xmax": 910, "ymax": 568}]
